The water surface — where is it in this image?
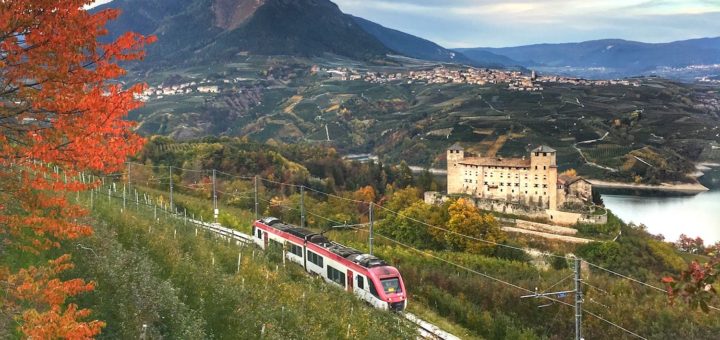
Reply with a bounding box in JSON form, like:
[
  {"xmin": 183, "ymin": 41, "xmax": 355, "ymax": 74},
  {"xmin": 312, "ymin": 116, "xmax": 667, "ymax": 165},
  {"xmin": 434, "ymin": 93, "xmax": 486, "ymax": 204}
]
[{"xmin": 601, "ymin": 167, "xmax": 720, "ymax": 243}]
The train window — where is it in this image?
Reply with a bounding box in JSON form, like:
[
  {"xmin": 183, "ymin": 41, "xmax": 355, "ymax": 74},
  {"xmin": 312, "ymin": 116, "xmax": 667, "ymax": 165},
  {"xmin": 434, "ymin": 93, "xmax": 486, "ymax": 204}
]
[
  {"xmin": 256, "ymin": 228, "xmax": 262, "ymax": 239},
  {"xmin": 381, "ymin": 278, "xmax": 402, "ymax": 294},
  {"xmin": 289, "ymin": 244, "xmax": 302, "ymax": 257},
  {"xmin": 307, "ymin": 250, "xmax": 323, "ymax": 267},
  {"xmin": 357, "ymin": 275, "xmax": 364, "ymax": 289},
  {"xmin": 369, "ymin": 279, "xmax": 380, "ymax": 298},
  {"xmin": 327, "ymin": 266, "xmax": 345, "ymax": 286}
]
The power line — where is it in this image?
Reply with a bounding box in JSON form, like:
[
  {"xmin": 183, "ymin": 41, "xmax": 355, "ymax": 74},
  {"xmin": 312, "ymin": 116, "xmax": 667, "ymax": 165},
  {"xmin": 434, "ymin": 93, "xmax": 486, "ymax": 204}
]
[
  {"xmin": 113, "ymin": 161, "xmax": 720, "ymax": 312},
  {"xmin": 347, "ymin": 225, "xmax": 647, "ymax": 339},
  {"xmin": 96, "ymin": 177, "xmax": 651, "ymax": 340},
  {"xmin": 585, "ymin": 262, "xmax": 665, "ymax": 293},
  {"xmin": 583, "ymin": 309, "xmax": 647, "ymax": 340},
  {"xmin": 302, "ymin": 185, "xmax": 366, "ymax": 204},
  {"xmin": 375, "ymin": 204, "xmax": 568, "ymax": 259},
  {"xmin": 216, "ymin": 170, "xmax": 254, "ymax": 180}
]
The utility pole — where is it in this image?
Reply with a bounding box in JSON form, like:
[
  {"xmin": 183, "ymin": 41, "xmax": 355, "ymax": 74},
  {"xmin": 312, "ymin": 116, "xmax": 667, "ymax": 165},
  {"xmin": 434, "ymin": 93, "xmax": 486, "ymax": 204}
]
[
  {"xmin": 169, "ymin": 166, "xmax": 173, "ymax": 212},
  {"xmin": 127, "ymin": 162, "xmax": 131, "ymax": 186},
  {"xmin": 300, "ymin": 186, "xmax": 305, "ymax": 229},
  {"xmin": 368, "ymin": 202, "xmax": 374, "ymax": 255},
  {"xmin": 212, "ymin": 169, "xmax": 218, "ymax": 223},
  {"xmin": 254, "ymin": 175, "xmax": 259, "ymax": 220},
  {"xmin": 574, "ymin": 257, "xmax": 583, "ymax": 340},
  {"xmin": 520, "ymin": 256, "xmax": 583, "ymax": 340}
]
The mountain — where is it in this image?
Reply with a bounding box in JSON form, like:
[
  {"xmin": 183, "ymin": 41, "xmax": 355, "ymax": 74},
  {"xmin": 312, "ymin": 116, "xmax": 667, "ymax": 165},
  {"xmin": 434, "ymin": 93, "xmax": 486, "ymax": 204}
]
[
  {"xmin": 457, "ymin": 37, "xmax": 720, "ymax": 78},
  {"xmin": 350, "ymin": 15, "xmax": 521, "ymax": 67},
  {"xmin": 350, "ymin": 16, "xmax": 474, "ymax": 65},
  {"xmin": 94, "ymin": 0, "xmax": 392, "ymax": 65}
]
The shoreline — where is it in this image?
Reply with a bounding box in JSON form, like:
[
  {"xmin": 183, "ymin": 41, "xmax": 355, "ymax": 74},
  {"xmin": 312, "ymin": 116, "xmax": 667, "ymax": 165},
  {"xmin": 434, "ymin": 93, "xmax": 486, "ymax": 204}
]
[{"xmin": 588, "ymin": 179, "xmax": 709, "ymax": 193}]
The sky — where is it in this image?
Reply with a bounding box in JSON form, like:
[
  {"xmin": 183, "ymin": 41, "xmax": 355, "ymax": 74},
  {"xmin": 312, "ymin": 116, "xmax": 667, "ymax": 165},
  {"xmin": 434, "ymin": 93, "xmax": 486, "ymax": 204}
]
[{"xmin": 89, "ymin": 0, "xmax": 720, "ymax": 48}]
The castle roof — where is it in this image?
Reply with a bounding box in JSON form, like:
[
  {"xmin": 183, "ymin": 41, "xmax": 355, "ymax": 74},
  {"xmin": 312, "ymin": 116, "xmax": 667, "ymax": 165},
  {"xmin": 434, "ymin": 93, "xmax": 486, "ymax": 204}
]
[
  {"xmin": 532, "ymin": 145, "xmax": 556, "ymax": 153},
  {"xmin": 459, "ymin": 157, "xmax": 531, "ymax": 168},
  {"xmin": 558, "ymin": 174, "xmax": 591, "ymax": 186},
  {"xmin": 448, "ymin": 143, "xmax": 464, "ymax": 151}
]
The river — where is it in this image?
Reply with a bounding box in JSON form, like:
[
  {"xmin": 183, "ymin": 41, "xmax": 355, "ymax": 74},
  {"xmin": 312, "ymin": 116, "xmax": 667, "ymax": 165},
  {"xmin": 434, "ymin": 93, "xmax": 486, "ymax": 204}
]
[{"xmin": 600, "ymin": 166, "xmax": 720, "ymax": 243}]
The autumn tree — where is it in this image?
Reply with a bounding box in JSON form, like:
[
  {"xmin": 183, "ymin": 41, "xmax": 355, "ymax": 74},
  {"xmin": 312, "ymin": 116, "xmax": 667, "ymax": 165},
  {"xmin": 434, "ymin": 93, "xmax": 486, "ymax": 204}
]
[
  {"xmin": 445, "ymin": 198, "xmax": 504, "ymax": 253},
  {"xmin": 675, "ymin": 234, "xmax": 705, "ymax": 254},
  {"xmin": 378, "ymin": 200, "xmax": 446, "ymax": 249},
  {"xmin": 663, "ymin": 259, "xmax": 719, "ymax": 313},
  {"xmin": 0, "ymin": 1, "xmax": 153, "ymax": 337}
]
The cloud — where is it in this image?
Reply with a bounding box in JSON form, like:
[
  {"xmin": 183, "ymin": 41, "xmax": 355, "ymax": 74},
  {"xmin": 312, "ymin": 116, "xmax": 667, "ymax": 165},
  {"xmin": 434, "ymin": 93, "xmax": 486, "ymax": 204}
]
[{"xmin": 333, "ymin": 0, "xmax": 720, "ymax": 47}]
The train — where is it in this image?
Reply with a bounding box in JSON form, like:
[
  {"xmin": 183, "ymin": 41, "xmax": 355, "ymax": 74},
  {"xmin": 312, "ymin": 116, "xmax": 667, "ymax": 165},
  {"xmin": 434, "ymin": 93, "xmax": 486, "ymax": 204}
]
[{"xmin": 252, "ymin": 217, "xmax": 407, "ymax": 312}]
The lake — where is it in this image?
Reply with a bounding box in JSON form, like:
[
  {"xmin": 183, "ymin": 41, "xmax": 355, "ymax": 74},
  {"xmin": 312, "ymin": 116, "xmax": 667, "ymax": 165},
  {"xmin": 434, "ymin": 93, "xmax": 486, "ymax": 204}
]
[{"xmin": 600, "ymin": 166, "xmax": 720, "ymax": 243}]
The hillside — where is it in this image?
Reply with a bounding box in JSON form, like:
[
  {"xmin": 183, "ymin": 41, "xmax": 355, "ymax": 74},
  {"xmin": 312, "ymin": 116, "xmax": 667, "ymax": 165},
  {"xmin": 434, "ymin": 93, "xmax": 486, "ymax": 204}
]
[
  {"xmin": 458, "ymin": 37, "xmax": 720, "ymax": 79},
  {"xmin": 129, "ymin": 58, "xmax": 720, "ymax": 185},
  {"xmin": 95, "ymin": 0, "xmax": 392, "ymax": 66},
  {"xmin": 350, "ymin": 15, "xmax": 484, "ymax": 66},
  {"xmin": 93, "ymin": 142, "xmax": 720, "ymax": 339}
]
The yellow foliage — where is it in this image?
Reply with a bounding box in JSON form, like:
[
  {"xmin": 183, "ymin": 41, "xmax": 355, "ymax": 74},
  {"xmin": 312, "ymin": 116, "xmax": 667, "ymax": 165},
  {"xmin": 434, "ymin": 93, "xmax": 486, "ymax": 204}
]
[{"xmin": 446, "ymin": 198, "xmax": 504, "ymax": 253}]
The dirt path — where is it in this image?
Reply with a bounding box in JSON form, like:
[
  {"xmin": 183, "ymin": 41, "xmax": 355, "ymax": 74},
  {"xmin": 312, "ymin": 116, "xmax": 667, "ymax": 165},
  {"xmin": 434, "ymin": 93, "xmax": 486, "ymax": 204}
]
[
  {"xmin": 485, "ymin": 135, "xmax": 508, "ymax": 157},
  {"xmin": 573, "ymin": 131, "xmax": 618, "ymax": 172},
  {"xmin": 502, "ymin": 226, "xmax": 592, "ymax": 244}
]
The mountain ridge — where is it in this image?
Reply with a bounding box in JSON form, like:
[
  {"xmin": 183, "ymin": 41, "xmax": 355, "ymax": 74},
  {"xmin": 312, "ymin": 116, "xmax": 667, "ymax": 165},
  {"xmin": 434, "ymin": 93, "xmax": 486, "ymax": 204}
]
[
  {"xmin": 95, "ymin": 0, "xmax": 393, "ymax": 66},
  {"xmin": 457, "ymin": 37, "xmax": 720, "ymax": 78}
]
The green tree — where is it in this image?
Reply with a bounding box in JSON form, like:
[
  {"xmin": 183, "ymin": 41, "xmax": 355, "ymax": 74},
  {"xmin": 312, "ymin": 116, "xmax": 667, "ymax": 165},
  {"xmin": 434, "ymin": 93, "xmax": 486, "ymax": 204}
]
[
  {"xmin": 379, "ymin": 201, "xmax": 445, "ymax": 249},
  {"xmin": 395, "ymin": 161, "xmax": 414, "ymax": 188}
]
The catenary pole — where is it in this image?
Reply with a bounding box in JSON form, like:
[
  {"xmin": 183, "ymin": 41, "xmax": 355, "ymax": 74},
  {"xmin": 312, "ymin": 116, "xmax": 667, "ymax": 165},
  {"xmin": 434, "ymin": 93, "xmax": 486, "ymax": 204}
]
[
  {"xmin": 169, "ymin": 166, "xmax": 174, "ymax": 212},
  {"xmin": 575, "ymin": 257, "xmax": 584, "ymax": 340},
  {"xmin": 369, "ymin": 202, "xmax": 374, "ymax": 255},
  {"xmin": 300, "ymin": 186, "xmax": 305, "ymax": 228},
  {"xmin": 213, "ymin": 169, "xmax": 218, "ymax": 223},
  {"xmin": 254, "ymin": 175, "xmax": 259, "ymax": 220}
]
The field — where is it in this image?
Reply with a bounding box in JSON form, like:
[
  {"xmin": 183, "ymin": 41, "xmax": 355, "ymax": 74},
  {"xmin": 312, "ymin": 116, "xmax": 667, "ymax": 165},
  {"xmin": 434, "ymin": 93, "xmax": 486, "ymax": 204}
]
[{"xmin": 128, "ymin": 58, "xmax": 720, "ymax": 184}]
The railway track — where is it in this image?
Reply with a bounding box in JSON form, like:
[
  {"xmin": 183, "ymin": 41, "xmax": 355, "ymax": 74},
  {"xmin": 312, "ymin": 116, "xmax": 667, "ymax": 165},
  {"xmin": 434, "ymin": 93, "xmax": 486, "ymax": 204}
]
[
  {"xmin": 99, "ymin": 189, "xmax": 462, "ymax": 339},
  {"xmin": 185, "ymin": 218, "xmax": 462, "ymax": 339}
]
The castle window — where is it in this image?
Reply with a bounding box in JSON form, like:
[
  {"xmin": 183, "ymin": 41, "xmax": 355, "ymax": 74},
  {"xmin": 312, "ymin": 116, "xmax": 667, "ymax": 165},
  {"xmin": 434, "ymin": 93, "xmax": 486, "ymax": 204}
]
[
  {"xmin": 543, "ymin": 152, "xmax": 547, "ymax": 156},
  {"xmin": 535, "ymin": 166, "xmax": 538, "ymax": 170},
  {"xmin": 535, "ymin": 152, "xmax": 539, "ymax": 156},
  {"xmin": 534, "ymin": 184, "xmax": 539, "ymax": 188},
  {"xmin": 543, "ymin": 166, "xmax": 547, "ymax": 170},
  {"xmin": 543, "ymin": 184, "xmax": 547, "ymax": 188}
]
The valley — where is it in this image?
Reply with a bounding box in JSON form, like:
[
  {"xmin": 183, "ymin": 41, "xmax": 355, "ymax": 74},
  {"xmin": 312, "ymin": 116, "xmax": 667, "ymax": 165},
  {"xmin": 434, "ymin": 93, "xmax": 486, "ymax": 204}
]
[{"xmin": 128, "ymin": 56, "xmax": 720, "ymax": 186}]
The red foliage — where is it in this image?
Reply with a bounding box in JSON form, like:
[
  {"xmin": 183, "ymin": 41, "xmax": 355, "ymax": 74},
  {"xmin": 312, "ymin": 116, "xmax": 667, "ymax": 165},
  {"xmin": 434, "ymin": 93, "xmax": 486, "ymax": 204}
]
[
  {"xmin": 1, "ymin": 1, "xmax": 153, "ymax": 337},
  {"xmin": 675, "ymin": 234, "xmax": 705, "ymax": 254},
  {"xmin": 662, "ymin": 259, "xmax": 719, "ymax": 313}
]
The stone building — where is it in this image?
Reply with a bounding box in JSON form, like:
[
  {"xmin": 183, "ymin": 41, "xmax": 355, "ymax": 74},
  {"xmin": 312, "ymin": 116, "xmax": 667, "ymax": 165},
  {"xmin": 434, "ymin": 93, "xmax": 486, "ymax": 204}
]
[{"xmin": 446, "ymin": 144, "xmax": 592, "ymax": 210}]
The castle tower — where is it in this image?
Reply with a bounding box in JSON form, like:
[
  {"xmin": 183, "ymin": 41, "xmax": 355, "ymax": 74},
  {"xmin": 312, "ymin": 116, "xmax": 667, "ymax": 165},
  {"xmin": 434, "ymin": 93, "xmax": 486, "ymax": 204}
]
[
  {"xmin": 446, "ymin": 143, "xmax": 465, "ymax": 194},
  {"xmin": 530, "ymin": 146, "xmax": 558, "ymax": 210}
]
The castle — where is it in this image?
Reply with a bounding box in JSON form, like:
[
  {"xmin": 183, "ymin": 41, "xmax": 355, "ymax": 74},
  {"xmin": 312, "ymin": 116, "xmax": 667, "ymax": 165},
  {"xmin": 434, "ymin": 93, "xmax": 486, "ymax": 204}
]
[{"xmin": 446, "ymin": 144, "xmax": 592, "ymax": 210}]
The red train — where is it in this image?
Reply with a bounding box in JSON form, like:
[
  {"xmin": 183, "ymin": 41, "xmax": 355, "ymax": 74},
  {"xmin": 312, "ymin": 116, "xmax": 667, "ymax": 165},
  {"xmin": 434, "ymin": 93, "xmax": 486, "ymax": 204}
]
[{"xmin": 252, "ymin": 217, "xmax": 407, "ymax": 312}]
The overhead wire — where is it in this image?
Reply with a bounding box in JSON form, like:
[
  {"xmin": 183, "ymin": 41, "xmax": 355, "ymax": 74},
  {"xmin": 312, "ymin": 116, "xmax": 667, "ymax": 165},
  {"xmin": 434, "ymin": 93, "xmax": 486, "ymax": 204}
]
[{"xmin": 114, "ymin": 161, "xmax": 720, "ymax": 313}]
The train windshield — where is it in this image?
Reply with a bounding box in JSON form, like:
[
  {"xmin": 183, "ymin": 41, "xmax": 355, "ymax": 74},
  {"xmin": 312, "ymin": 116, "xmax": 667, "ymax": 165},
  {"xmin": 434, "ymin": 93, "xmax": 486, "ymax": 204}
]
[{"xmin": 380, "ymin": 277, "xmax": 402, "ymax": 294}]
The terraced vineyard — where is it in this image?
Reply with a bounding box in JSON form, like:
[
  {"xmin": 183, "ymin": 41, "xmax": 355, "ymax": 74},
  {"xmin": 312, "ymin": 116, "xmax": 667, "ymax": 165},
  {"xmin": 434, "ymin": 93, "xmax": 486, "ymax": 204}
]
[{"xmin": 128, "ymin": 58, "xmax": 720, "ymax": 184}]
